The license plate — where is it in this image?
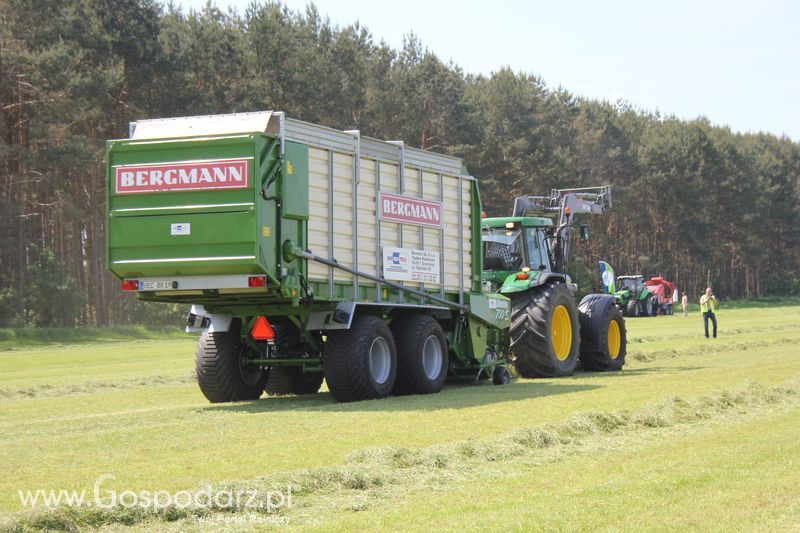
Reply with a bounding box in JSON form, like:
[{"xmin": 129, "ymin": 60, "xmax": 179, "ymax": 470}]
[{"xmin": 139, "ymin": 280, "xmax": 175, "ymax": 290}]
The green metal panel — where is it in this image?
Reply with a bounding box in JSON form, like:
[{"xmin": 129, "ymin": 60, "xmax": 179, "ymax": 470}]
[
  {"xmin": 470, "ymin": 179, "xmax": 483, "ymax": 293},
  {"xmin": 105, "ymin": 134, "xmax": 276, "ymax": 280},
  {"xmin": 282, "ymin": 142, "xmax": 309, "ymax": 221},
  {"xmin": 466, "ymin": 292, "xmax": 511, "ymax": 329}
]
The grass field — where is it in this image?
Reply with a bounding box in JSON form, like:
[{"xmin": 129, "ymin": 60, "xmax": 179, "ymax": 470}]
[{"xmin": 1, "ymin": 301, "xmax": 799, "ymax": 531}]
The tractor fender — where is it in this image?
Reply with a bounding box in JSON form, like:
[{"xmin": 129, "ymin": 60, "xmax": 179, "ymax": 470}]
[{"xmin": 530, "ymin": 272, "xmax": 575, "ymax": 291}]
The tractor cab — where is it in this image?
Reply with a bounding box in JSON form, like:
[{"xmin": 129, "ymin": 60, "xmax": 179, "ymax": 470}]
[
  {"xmin": 480, "ymin": 217, "xmax": 554, "ymax": 293},
  {"xmin": 617, "ymin": 275, "xmax": 645, "ymax": 293}
]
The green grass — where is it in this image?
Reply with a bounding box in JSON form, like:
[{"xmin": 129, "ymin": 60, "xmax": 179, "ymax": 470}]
[
  {"xmin": 1, "ymin": 302, "xmax": 799, "ymax": 530},
  {"xmin": 0, "ymin": 325, "xmax": 186, "ymax": 349}
]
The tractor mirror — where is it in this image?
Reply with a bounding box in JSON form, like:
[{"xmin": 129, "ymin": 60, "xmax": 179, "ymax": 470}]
[{"xmin": 579, "ymin": 224, "xmax": 590, "ymax": 242}]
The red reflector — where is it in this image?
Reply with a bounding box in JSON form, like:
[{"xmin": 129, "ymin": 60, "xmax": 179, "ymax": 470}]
[
  {"xmin": 248, "ymin": 276, "xmax": 267, "ymax": 288},
  {"xmin": 121, "ymin": 280, "xmax": 139, "ymax": 291},
  {"xmin": 251, "ymin": 316, "xmax": 275, "ymax": 341},
  {"xmin": 516, "ymin": 273, "xmax": 529, "ymax": 280}
]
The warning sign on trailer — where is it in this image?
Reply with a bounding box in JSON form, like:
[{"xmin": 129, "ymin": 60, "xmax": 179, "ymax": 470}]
[{"xmin": 383, "ymin": 247, "xmax": 440, "ymax": 284}]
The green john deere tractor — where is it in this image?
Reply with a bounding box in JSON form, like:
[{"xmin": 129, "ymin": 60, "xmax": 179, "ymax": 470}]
[
  {"xmin": 614, "ymin": 275, "xmax": 658, "ymax": 317},
  {"xmin": 481, "ymin": 187, "xmax": 627, "ymax": 377}
]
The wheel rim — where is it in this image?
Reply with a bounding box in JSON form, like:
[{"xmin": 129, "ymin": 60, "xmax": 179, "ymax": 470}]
[
  {"xmin": 421, "ymin": 335, "xmax": 443, "ymax": 380},
  {"xmin": 551, "ymin": 305, "xmax": 573, "ymax": 361},
  {"xmin": 368, "ymin": 336, "xmax": 392, "ymax": 385},
  {"xmin": 607, "ymin": 319, "xmax": 621, "ymax": 359}
]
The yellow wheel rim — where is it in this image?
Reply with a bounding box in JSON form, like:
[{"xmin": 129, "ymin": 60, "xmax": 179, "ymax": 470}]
[
  {"xmin": 552, "ymin": 305, "xmax": 573, "ymax": 361},
  {"xmin": 608, "ymin": 319, "xmax": 621, "ymax": 359}
]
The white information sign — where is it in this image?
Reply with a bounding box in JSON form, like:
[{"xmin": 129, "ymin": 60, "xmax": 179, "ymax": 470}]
[{"xmin": 382, "ymin": 247, "xmax": 441, "ymax": 284}]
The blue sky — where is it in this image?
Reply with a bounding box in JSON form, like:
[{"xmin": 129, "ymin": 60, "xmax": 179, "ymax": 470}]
[{"xmin": 176, "ymin": 0, "xmax": 800, "ymax": 141}]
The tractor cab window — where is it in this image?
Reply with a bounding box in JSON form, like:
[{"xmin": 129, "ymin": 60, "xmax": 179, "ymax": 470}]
[
  {"xmin": 482, "ymin": 231, "xmax": 523, "ymax": 271},
  {"xmin": 620, "ymin": 278, "xmax": 642, "ymax": 292},
  {"xmin": 525, "ymin": 228, "xmax": 551, "ymax": 271}
]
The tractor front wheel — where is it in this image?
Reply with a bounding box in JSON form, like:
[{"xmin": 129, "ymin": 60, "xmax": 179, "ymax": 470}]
[
  {"xmin": 642, "ymin": 297, "xmax": 654, "ymax": 317},
  {"xmin": 510, "ymin": 282, "xmax": 580, "ymax": 377},
  {"xmin": 578, "ymin": 294, "xmax": 627, "ymax": 371}
]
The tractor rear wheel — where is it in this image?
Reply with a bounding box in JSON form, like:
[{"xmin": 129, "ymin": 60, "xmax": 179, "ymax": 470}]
[
  {"xmin": 626, "ymin": 298, "xmax": 639, "ymax": 317},
  {"xmin": 390, "ymin": 315, "xmax": 448, "ymax": 395},
  {"xmin": 195, "ymin": 320, "xmax": 268, "ymax": 403},
  {"xmin": 510, "ymin": 282, "xmax": 580, "ymax": 377},
  {"xmin": 265, "ymin": 367, "xmax": 324, "ymax": 395},
  {"xmin": 324, "ymin": 315, "xmax": 397, "ymax": 402},
  {"xmin": 578, "ymin": 294, "xmax": 627, "ymax": 371}
]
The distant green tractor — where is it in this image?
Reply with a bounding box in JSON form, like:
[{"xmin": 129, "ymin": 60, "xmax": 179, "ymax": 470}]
[
  {"xmin": 481, "ymin": 187, "xmax": 627, "ymax": 377},
  {"xmin": 614, "ymin": 275, "xmax": 658, "ymax": 317}
]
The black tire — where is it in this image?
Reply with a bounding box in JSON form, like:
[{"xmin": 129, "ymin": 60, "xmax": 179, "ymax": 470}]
[
  {"xmin": 492, "ymin": 366, "xmax": 510, "ymax": 385},
  {"xmin": 626, "ymin": 298, "xmax": 639, "ymax": 317},
  {"xmin": 651, "ymin": 296, "xmax": 660, "ymax": 316},
  {"xmin": 390, "ymin": 315, "xmax": 448, "ymax": 395},
  {"xmin": 324, "ymin": 315, "xmax": 397, "ymax": 402},
  {"xmin": 265, "ymin": 367, "xmax": 324, "ymax": 395},
  {"xmin": 642, "ymin": 296, "xmax": 654, "ymax": 317},
  {"xmin": 510, "ymin": 281, "xmax": 580, "ymax": 377},
  {"xmin": 195, "ymin": 320, "xmax": 267, "ymax": 403},
  {"xmin": 578, "ymin": 294, "xmax": 627, "ymax": 371}
]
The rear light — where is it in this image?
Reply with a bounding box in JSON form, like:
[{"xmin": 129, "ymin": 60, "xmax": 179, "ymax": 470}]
[
  {"xmin": 516, "ymin": 273, "xmax": 529, "ymax": 280},
  {"xmin": 251, "ymin": 316, "xmax": 275, "ymax": 341},
  {"xmin": 121, "ymin": 280, "xmax": 139, "ymax": 291},
  {"xmin": 248, "ymin": 276, "xmax": 266, "ymax": 288}
]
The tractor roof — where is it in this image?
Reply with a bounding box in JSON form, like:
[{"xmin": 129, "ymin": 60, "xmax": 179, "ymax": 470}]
[{"xmin": 482, "ymin": 216, "xmax": 553, "ymax": 229}]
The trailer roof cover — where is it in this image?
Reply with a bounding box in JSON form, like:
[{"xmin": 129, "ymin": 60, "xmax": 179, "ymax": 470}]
[{"xmin": 129, "ymin": 111, "xmax": 280, "ymax": 140}]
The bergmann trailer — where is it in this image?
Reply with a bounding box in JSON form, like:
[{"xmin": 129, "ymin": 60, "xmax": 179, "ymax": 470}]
[{"xmin": 106, "ymin": 111, "xmax": 511, "ymax": 402}]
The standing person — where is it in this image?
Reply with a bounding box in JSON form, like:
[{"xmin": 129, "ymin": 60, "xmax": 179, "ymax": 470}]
[
  {"xmin": 699, "ymin": 287, "xmax": 718, "ymax": 338},
  {"xmin": 681, "ymin": 292, "xmax": 689, "ymax": 317}
]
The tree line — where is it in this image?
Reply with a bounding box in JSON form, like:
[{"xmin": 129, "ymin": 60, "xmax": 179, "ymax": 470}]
[{"xmin": 1, "ymin": 0, "xmax": 798, "ymax": 327}]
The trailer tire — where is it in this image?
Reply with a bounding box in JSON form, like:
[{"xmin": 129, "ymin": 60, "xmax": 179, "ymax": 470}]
[
  {"xmin": 578, "ymin": 294, "xmax": 627, "ymax": 371},
  {"xmin": 195, "ymin": 321, "xmax": 267, "ymax": 403},
  {"xmin": 510, "ymin": 282, "xmax": 580, "ymax": 378},
  {"xmin": 265, "ymin": 367, "xmax": 324, "ymax": 395},
  {"xmin": 390, "ymin": 315, "xmax": 448, "ymax": 395},
  {"xmin": 324, "ymin": 315, "xmax": 397, "ymax": 402}
]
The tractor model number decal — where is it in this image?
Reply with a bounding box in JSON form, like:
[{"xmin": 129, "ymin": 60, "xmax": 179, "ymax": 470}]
[
  {"xmin": 489, "ymin": 298, "xmax": 510, "ymax": 320},
  {"xmin": 114, "ymin": 159, "xmax": 249, "ymax": 194}
]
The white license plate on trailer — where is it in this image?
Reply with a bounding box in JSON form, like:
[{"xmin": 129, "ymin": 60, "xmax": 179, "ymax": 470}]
[{"xmin": 140, "ymin": 280, "xmax": 175, "ymax": 290}]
